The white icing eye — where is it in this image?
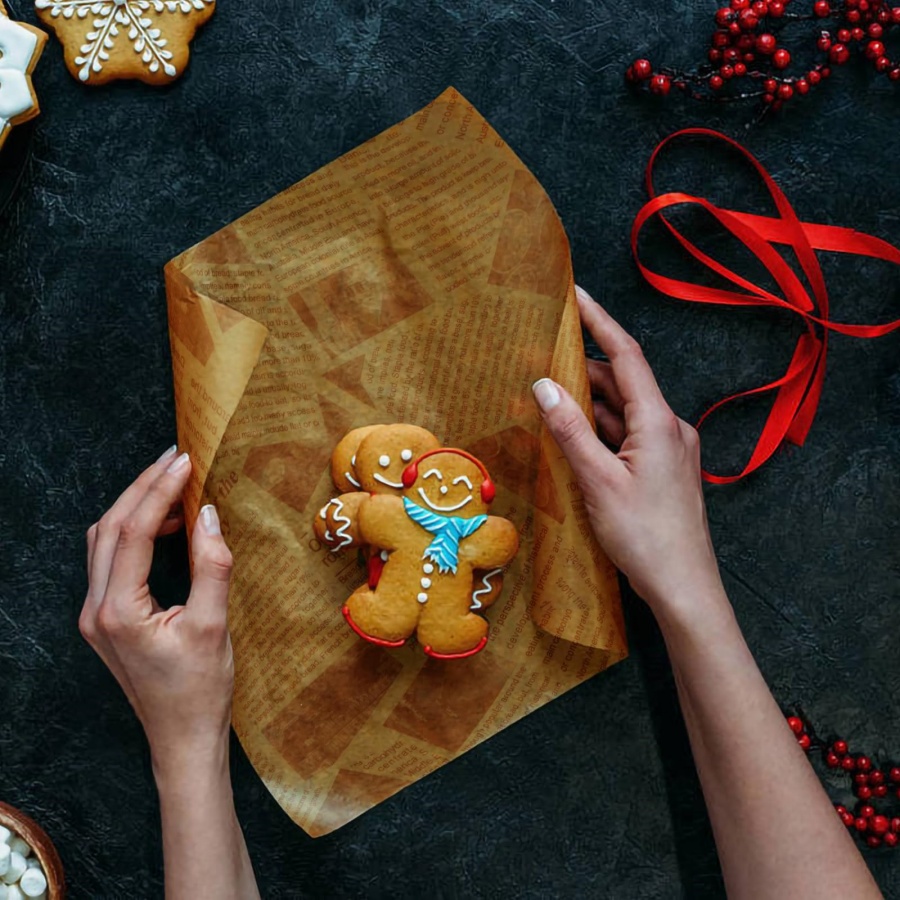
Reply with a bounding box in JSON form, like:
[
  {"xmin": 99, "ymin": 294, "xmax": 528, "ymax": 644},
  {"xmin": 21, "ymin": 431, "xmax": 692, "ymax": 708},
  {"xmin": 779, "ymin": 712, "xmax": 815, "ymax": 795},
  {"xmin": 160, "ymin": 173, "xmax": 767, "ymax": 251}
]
[
  {"xmin": 452, "ymin": 475, "xmax": 474, "ymax": 489},
  {"xmin": 423, "ymin": 468, "xmax": 443, "ymax": 480},
  {"xmin": 440, "ymin": 485, "xmax": 449, "ymax": 495},
  {"xmin": 379, "ymin": 454, "xmax": 390, "ymax": 467},
  {"xmin": 401, "ymin": 449, "xmax": 413, "ymax": 462}
]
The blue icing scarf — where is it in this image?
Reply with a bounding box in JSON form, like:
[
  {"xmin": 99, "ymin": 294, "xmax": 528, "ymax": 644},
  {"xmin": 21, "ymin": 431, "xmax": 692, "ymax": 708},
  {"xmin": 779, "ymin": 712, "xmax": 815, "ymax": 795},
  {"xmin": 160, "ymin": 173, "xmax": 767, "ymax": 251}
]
[{"xmin": 403, "ymin": 497, "xmax": 487, "ymax": 574}]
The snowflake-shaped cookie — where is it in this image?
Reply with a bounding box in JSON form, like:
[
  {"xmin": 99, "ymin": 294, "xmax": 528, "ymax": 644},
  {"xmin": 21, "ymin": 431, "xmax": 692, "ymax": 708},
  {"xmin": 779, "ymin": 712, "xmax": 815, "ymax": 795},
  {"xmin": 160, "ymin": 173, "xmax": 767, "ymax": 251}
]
[
  {"xmin": 35, "ymin": 0, "xmax": 215, "ymax": 86},
  {"xmin": 0, "ymin": 6, "xmax": 47, "ymax": 150}
]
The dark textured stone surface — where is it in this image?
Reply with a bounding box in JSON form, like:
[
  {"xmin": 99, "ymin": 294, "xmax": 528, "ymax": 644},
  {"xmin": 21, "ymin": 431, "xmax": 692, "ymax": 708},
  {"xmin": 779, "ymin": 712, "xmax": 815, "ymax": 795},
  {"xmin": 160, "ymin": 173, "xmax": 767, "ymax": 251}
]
[{"xmin": 0, "ymin": 1, "xmax": 898, "ymax": 897}]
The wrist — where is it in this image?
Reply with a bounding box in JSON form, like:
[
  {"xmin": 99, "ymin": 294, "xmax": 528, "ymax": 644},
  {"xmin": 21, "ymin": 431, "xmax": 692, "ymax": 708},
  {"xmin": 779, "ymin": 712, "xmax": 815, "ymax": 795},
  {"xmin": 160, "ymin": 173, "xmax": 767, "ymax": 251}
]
[
  {"xmin": 151, "ymin": 733, "xmax": 230, "ymax": 793},
  {"xmin": 638, "ymin": 572, "xmax": 734, "ymax": 634}
]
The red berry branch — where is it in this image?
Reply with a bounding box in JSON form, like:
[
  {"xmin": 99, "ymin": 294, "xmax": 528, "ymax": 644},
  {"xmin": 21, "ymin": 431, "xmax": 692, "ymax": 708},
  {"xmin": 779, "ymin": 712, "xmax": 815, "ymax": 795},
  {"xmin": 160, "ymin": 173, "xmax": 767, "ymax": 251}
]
[
  {"xmin": 787, "ymin": 713, "xmax": 900, "ymax": 848},
  {"xmin": 626, "ymin": 0, "xmax": 900, "ymax": 112}
]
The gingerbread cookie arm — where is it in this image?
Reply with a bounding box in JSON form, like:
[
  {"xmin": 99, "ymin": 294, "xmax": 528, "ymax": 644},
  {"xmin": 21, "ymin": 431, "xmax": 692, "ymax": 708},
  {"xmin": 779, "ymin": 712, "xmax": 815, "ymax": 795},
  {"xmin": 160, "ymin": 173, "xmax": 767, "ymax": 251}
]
[
  {"xmin": 358, "ymin": 494, "xmax": 417, "ymax": 551},
  {"xmin": 460, "ymin": 516, "xmax": 519, "ymax": 569},
  {"xmin": 314, "ymin": 492, "xmax": 367, "ymax": 551}
]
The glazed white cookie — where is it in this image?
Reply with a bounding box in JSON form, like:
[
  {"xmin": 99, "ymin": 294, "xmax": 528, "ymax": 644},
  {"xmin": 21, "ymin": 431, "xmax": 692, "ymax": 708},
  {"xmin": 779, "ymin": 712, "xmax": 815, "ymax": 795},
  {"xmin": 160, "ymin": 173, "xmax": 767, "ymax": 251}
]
[{"xmin": 0, "ymin": 2, "xmax": 48, "ymax": 152}]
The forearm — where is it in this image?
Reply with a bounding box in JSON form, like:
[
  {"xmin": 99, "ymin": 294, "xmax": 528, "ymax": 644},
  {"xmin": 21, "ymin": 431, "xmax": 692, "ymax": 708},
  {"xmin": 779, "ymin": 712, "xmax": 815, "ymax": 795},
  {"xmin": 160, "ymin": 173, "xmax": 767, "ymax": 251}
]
[
  {"xmin": 154, "ymin": 743, "xmax": 260, "ymax": 900},
  {"xmin": 654, "ymin": 588, "xmax": 881, "ymax": 900}
]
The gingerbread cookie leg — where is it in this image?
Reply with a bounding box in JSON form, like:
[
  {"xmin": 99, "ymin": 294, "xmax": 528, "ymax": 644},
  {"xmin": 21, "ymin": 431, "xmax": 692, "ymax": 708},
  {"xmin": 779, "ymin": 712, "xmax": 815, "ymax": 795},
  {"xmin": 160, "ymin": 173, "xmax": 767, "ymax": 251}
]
[
  {"xmin": 343, "ymin": 566, "xmax": 421, "ymax": 648},
  {"xmin": 416, "ymin": 597, "xmax": 489, "ymax": 659}
]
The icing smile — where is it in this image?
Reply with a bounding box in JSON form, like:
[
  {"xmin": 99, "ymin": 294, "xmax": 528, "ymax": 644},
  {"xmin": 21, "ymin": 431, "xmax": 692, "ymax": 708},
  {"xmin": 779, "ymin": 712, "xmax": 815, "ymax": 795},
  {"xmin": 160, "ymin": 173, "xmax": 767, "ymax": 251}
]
[
  {"xmin": 417, "ymin": 487, "xmax": 472, "ymax": 512},
  {"xmin": 374, "ymin": 473, "xmax": 404, "ymax": 489}
]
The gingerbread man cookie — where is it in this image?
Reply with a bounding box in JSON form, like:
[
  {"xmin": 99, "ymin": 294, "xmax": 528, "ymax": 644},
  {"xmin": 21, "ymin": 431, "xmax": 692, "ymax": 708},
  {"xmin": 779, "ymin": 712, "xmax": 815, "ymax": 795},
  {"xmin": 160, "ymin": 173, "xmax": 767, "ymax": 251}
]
[
  {"xmin": 342, "ymin": 448, "xmax": 519, "ymax": 659},
  {"xmin": 0, "ymin": 3, "xmax": 47, "ymax": 152},
  {"xmin": 35, "ymin": 0, "xmax": 215, "ymax": 86}
]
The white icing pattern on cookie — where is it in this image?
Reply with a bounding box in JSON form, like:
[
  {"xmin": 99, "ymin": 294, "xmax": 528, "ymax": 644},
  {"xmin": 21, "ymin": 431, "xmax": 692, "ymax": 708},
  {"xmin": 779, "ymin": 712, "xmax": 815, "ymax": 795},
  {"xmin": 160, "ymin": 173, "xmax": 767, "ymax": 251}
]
[
  {"xmin": 0, "ymin": 16, "xmax": 41, "ymax": 142},
  {"xmin": 34, "ymin": 0, "xmax": 213, "ymax": 82},
  {"xmin": 471, "ymin": 568, "xmax": 502, "ymax": 611}
]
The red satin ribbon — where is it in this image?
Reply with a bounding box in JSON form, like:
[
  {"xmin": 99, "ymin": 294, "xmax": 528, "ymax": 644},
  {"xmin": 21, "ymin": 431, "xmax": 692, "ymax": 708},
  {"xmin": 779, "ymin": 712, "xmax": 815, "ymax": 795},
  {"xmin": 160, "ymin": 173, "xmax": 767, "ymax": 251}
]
[{"xmin": 631, "ymin": 127, "xmax": 900, "ymax": 484}]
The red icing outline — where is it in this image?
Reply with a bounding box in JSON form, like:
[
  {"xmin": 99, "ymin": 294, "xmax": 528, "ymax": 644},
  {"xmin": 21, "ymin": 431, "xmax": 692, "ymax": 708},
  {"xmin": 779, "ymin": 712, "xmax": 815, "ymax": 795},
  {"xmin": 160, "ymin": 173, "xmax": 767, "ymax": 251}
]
[
  {"xmin": 342, "ymin": 605, "xmax": 407, "ymax": 648},
  {"xmin": 423, "ymin": 636, "xmax": 488, "ymax": 660}
]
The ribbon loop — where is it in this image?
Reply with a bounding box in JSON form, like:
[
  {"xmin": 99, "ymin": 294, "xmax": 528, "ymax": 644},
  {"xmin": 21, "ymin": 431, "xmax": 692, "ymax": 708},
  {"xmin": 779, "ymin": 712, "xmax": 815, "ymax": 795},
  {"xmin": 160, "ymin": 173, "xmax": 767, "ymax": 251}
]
[{"xmin": 632, "ymin": 128, "xmax": 900, "ymax": 483}]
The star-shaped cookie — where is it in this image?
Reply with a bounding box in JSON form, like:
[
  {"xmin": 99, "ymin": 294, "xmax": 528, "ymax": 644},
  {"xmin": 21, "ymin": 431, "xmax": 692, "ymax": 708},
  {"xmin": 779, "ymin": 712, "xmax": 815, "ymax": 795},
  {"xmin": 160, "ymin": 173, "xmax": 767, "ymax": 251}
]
[
  {"xmin": 0, "ymin": 1, "xmax": 48, "ymax": 151},
  {"xmin": 34, "ymin": 0, "xmax": 215, "ymax": 86}
]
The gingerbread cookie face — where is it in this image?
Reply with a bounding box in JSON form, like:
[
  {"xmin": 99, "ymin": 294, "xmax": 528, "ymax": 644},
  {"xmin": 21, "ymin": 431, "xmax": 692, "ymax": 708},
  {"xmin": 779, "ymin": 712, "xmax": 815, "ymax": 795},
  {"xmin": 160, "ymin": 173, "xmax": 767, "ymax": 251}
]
[
  {"xmin": 330, "ymin": 425, "xmax": 382, "ymax": 493},
  {"xmin": 0, "ymin": 7, "xmax": 47, "ymax": 151},
  {"xmin": 400, "ymin": 449, "xmax": 493, "ymax": 520},
  {"xmin": 354, "ymin": 424, "xmax": 440, "ymax": 495},
  {"xmin": 35, "ymin": 0, "xmax": 215, "ymax": 86}
]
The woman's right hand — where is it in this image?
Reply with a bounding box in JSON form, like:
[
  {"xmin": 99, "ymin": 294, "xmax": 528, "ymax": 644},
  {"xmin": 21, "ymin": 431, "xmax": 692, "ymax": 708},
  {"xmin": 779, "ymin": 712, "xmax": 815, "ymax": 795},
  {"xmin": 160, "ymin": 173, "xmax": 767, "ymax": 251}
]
[{"xmin": 532, "ymin": 286, "xmax": 726, "ymax": 622}]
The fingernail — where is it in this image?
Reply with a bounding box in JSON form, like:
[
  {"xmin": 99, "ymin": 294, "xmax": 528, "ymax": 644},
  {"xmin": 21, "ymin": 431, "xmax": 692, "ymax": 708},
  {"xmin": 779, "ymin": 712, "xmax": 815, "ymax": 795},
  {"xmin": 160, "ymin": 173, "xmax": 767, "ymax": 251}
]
[
  {"xmin": 157, "ymin": 445, "xmax": 177, "ymax": 464},
  {"xmin": 532, "ymin": 378, "xmax": 561, "ymax": 412},
  {"xmin": 575, "ymin": 285, "xmax": 593, "ymax": 304},
  {"xmin": 200, "ymin": 504, "xmax": 221, "ymax": 535},
  {"xmin": 167, "ymin": 452, "xmax": 190, "ymax": 474}
]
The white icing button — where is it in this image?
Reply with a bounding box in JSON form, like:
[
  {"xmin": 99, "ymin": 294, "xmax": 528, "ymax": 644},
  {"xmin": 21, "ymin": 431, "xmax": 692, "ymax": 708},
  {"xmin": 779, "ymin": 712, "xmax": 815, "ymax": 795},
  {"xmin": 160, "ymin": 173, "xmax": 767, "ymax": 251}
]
[
  {"xmin": 401, "ymin": 448, "xmax": 413, "ymax": 461},
  {"xmin": 380, "ymin": 550, "xmax": 389, "ymax": 561},
  {"xmin": 440, "ymin": 485, "xmax": 448, "ymax": 494},
  {"xmin": 19, "ymin": 868, "xmax": 47, "ymax": 898},
  {"xmin": 417, "ymin": 592, "xmax": 428, "ymax": 603},
  {"xmin": 423, "ymin": 563, "xmax": 434, "ymax": 574},
  {"xmin": 421, "ymin": 578, "xmax": 431, "ymax": 588},
  {"xmin": 378, "ymin": 454, "xmax": 390, "ymax": 467}
]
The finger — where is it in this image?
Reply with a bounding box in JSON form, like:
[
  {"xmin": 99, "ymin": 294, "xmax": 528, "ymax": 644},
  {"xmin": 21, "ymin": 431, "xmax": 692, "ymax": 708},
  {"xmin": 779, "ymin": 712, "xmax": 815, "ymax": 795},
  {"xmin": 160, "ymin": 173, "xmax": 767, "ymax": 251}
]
[
  {"xmin": 532, "ymin": 378, "xmax": 618, "ymax": 485},
  {"xmin": 187, "ymin": 505, "xmax": 234, "ymax": 626},
  {"xmin": 103, "ymin": 452, "xmax": 192, "ymax": 618},
  {"xmin": 593, "ymin": 401, "xmax": 626, "ymax": 447},
  {"xmin": 586, "ymin": 359, "xmax": 625, "ymax": 413},
  {"xmin": 157, "ymin": 503, "xmax": 185, "ymax": 538},
  {"xmin": 575, "ymin": 286, "xmax": 666, "ymax": 411},
  {"xmin": 88, "ymin": 445, "xmax": 179, "ymax": 603}
]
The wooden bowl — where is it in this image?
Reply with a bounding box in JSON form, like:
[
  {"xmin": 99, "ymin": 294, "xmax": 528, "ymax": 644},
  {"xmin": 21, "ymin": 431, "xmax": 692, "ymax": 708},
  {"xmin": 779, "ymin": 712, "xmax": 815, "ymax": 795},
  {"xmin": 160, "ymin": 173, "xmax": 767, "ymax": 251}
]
[{"xmin": 0, "ymin": 802, "xmax": 65, "ymax": 898}]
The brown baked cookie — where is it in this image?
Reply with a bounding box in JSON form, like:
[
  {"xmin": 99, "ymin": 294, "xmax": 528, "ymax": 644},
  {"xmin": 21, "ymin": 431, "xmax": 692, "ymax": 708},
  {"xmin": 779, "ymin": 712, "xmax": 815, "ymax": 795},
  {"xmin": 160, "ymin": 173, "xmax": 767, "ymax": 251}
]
[
  {"xmin": 314, "ymin": 492, "xmax": 366, "ymax": 552},
  {"xmin": 353, "ymin": 424, "xmax": 441, "ymax": 494},
  {"xmin": 35, "ymin": 0, "xmax": 215, "ymax": 86},
  {"xmin": 0, "ymin": 4, "xmax": 47, "ymax": 151},
  {"xmin": 343, "ymin": 448, "xmax": 519, "ymax": 659},
  {"xmin": 330, "ymin": 425, "xmax": 384, "ymax": 493}
]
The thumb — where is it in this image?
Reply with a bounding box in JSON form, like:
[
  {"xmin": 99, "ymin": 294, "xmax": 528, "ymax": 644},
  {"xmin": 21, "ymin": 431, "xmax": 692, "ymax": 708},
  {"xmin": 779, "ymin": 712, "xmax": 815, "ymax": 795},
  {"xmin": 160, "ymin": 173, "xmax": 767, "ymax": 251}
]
[
  {"xmin": 188, "ymin": 504, "xmax": 233, "ymax": 625},
  {"xmin": 532, "ymin": 378, "xmax": 617, "ymax": 485}
]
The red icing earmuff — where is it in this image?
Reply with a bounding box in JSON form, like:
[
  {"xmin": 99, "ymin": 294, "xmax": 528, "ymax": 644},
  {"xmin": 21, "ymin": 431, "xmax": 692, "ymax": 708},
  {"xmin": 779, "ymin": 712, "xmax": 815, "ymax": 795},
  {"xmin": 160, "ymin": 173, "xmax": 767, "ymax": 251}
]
[{"xmin": 401, "ymin": 448, "xmax": 495, "ymax": 504}]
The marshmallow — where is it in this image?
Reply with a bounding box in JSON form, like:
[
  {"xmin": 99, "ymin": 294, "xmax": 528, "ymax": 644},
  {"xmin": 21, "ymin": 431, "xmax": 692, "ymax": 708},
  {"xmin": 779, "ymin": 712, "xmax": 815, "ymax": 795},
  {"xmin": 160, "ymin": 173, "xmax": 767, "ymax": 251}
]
[
  {"xmin": 0, "ymin": 845, "xmax": 9, "ymax": 877},
  {"xmin": 6, "ymin": 840, "xmax": 28, "ymax": 860},
  {"xmin": 18, "ymin": 869, "xmax": 46, "ymax": 898},
  {"xmin": 5, "ymin": 886, "xmax": 23, "ymax": 900},
  {"xmin": 1, "ymin": 852, "xmax": 26, "ymax": 885},
  {"xmin": 0, "ymin": 828, "xmax": 9, "ymax": 846},
  {"xmin": 0, "ymin": 883, "xmax": 8, "ymax": 899}
]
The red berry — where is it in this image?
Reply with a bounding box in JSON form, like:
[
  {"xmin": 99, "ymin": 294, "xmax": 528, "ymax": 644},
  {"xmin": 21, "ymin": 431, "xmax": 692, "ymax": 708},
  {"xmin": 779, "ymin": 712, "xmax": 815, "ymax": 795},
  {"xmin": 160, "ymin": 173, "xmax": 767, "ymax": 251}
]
[
  {"xmin": 763, "ymin": 92, "xmax": 775, "ymax": 103},
  {"xmin": 847, "ymin": 9, "xmax": 862, "ymax": 22},
  {"xmin": 869, "ymin": 22, "xmax": 884, "ymax": 36},
  {"xmin": 731, "ymin": 0, "xmax": 750, "ymax": 8},
  {"xmin": 773, "ymin": 48, "xmax": 791, "ymax": 68},
  {"xmin": 867, "ymin": 39, "xmax": 886, "ymax": 57},
  {"xmin": 851, "ymin": 27, "xmax": 865, "ymax": 40},
  {"xmin": 649, "ymin": 74, "xmax": 672, "ymax": 96},
  {"xmin": 872, "ymin": 815, "xmax": 890, "ymax": 835},
  {"xmin": 709, "ymin": 48, "xmax": 724, "ymax": 63},
  {"xmin": 787, "ymin": 717, "xmax": 804, "ymax": 734},
  {"xmin": 814, "ymin": 0, "xmax": 831, "ymax": 14},
  {"xmin": 855, "ymin": 773, "xmax": 870, "ymax": 786},
  {"xmin": 842, "ymin": 755, "xmax": 857, "ymax": 771},
  {"xmin": 838, "ymin": 27, "xmax": 852, "ymax": 41},
  {"xmin": 889, "ymin": 768, "xmax": 900, "ymax": 783},
  {"xmin": 890, "ymin": 817, "xmax": 900, "ymax": 833},
  {"xmin": 826, "ymin": 752, "xmax": 840, "ymax": 768},
  {"xmin": 879, "ymin": 8, "xmax": 893, "ymax": 22},
  {"xmin": 716, "ymin": 6, "xmax": 735, "ymax": 25},
  {"xmin": 893, "ymin": 6, "xmax": 900, "ymax": 23},
  {"xmin": 867, "ymin": 835, "xmax": 882, "ymax": 848},
  {"xmin": 769, "ymin": 0, "xmax": 785, "ymax": 15},
  {"xmin": 798, "ymin": 732, "xmax": 811, "ymax": 749},
  {"xmin": 752, "ymin": 0, "xmax": 768, "ymax": 12},
  {"xmin": 856, "ymin": 817, "xmax": 869, "ymax": 832},
  {"xmin": 721, "ymin": 64, "xmax": 735, "ymax": 78},
  {"xmin": 738, "ymin": 33, "xmax": 756, "ymax": 48},
  {"xmin": 822, "ymin": 66, "xmax": 832, "ymax": 77},
  {"xmin": 870, "ymin": 771, "xmax": 885, "ymax": 786},
  {"xmin": 843, "ymin": 812, "xmax": 857, "ymax": 827},
  {"xmin": 858, "ymin": 756, "xmax": 873, "ymax": 772},
  {"xmin": 632, "ymin": 59, "xmax": 653, "ymax": 80},
  {"xmin": 891, "ymin": 68, "xmax": 900, "ymax": 81},
  {"xmin": 724, "ymin": 46, "xmax": 742, "ymax": 62},
  {"xmin": 739, "ymin": 9, "xmax": 759, "ymax": 28},
  {"xmin": 757, "ymin": 32, "xmax": 777, "ymax": 53},
  {"xmin": 858, "ymin": 786, "xmax": 873, "ymax": 800},
  {"xmin": 836, "ymin": 804, "xmax": 848, "ymax": 815},
  {"xmin": 777, "ymin": 83, "xmax": 794, "ymax": 99},
  {"xmin": 817, "ymin": 32, "xmax": 833, "ymax": 51},
  {"xmin": 734, "ymin": 61, "xmax": 748, "ymax": 75},
  {"xmin": 795, "ymin": 78, "xmax": 810, "ymax": 94},
  {"xmin": 875, "ymin": 785, "xmax": 888, "ymax": 798},
  {"xmin": 764, "ymin": 77, "xmax": 778, "ymax": 91},
  {"xmin": 885, "ymin": 832, "xmax": 898, "ymax": 847},
  {"xmin": 808, "ymin": 69, "xmax": 822, "ymax": 83},
  {"xmin": 830, "ymin": 43, "xmax": 851, "ymax": 64},
  {"xmin": 713, "ymin": 30, "xmax": 732, "ymax": 47},
  {"xmin": 710, "ymin": 74, "xmax": 725, "ymax": 89},
  {"xmin": 861, "ymin": 805, "xmax": 876, "ymax": 819}
]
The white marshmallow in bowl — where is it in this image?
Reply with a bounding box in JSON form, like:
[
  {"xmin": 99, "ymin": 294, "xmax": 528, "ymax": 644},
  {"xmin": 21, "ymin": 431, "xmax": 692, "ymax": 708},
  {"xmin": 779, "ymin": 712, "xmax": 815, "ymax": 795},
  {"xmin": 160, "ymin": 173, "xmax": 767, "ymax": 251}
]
[
  {"xmin": 5, "ymin": 843, "xmax": 27, "ymax": 862},
  {"xmin": 17, "ymin": 868, "xmax": 45, "ymax": 899},
  {"xmin": 0, "ymin": 828, "xmax": 10, "ymax": 846},
  {"xmin": 1, "ymin": 853, "xmax": 26, "ymax": 886},
  {"xmin": 0, "ymin": 845, "xmax": 9, "ymax": 877}
]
